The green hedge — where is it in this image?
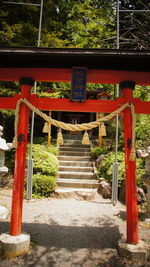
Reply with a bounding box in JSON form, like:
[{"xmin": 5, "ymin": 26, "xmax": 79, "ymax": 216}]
[
  {"xmin": 98, "ymin": 151, "xmax": 145, "ymax": 188},
  {"xmin": 32, "ymin": 173, "xmax": 57, "ymax": 197},
  {"xmin": 91, "ymin": 146, "xmax": 108, "ymax": 160},
  {"xmin": 26, "ymin": 143, "xmax": 59, "ymax": 197}
]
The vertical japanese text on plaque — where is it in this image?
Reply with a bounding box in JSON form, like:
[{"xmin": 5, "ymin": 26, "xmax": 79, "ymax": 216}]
[{"xmin": 71, "ymin": 67, "xmax": 87, "ymax": 102}]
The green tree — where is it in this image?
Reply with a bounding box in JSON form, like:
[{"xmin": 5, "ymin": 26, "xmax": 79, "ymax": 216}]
[
  {"xmin": 0, "ymin": 1, "xmax": 40, "ymax": 46},
  {"xmin": 61, "ymin": 0, "xmax": 115, "ymax": 48},
  {"xmin": 0, "ymin": 0, "xmax": 116, "ymax": 48}
]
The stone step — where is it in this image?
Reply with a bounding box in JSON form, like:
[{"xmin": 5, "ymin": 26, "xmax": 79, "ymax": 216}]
[
  {"xmin": 62, "ymin": 140, "xmax": 90, "ymax": 146},
  {"xmin": 58, "ymin": 156, "xmax": 92, "ymax": 161},
  {"xmin": 59, "ymin": 147, "xmax": 91, "ymax": 152},
  {"xmin": 59, "ymin": 166, "xmax": 93, "ymax": 172},
  {"xmin": 63, "ymin": 134, "xmax": 82, "ymax": 140},
  {"xmin": 57, "ymin": 178, "xmax": 99, "ymax": 189},
  {"xmin": 59, "ymin": 143, "xmax": 90, "ymax": 148},
  {"xmin": 58, "ymin": 171, "xmax": 96, "ymax": 179},
  {"xmin": 55, "ymin": 188, "xmax": 98, "ymax": 200},
  {"xmin": 59, "ymin": 160, "xmax": 93, "ymax": 167},
  {"xmin": 59, "ymin": 151, "xmax": 91, "ymax": 156}
]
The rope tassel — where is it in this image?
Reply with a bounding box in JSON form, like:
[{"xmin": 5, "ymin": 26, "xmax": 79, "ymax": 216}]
[
  {"xmin": 12, "ymin": 136, "xmax": 18, "ymax": 148},
  {"xmin": 129, "ymin": 103, "xmax": 136, "ymax": 161},
  {"xmin": 43, "ymin": 122, "xmax": 50, "ymax": 133},
  {"xmin": 99, "ymin": 122, "xmax": 106, "ymax": 137},
  {"xmin": 82, "ymin": 130, "xmax": 90, "ymax": 145},
  {"xmin": 57, "ymin": 129, "xmax": 63, "ymax": 145}
]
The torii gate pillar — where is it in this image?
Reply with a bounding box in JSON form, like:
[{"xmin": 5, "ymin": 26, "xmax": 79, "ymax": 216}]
[
  {"xmin": 10, "ymin": 77, "xmax": 34, "ymax": 236},
  {"xmin": 120, "ymin": 81, "xmax": 139, "ymax": 244}
]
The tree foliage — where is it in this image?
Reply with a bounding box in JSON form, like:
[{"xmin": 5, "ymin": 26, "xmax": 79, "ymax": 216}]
[
  {"xmin": 0, "ymin": 1, "xmax": 40, "ymax": 46},
  {"xmin": 98, "ymin": 151, "xmax": 145, "ymax": 188},
  {"xmin": 0, "ymin": 0, "xmax": 116, "ymax": 48}
]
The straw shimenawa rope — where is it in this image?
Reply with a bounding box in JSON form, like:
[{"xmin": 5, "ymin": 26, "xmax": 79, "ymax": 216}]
[
  {"xmin": 12, "ymin": 98, "xmax": 136, "ymax": 161},
  {"xmin": 129, "ymin": 103, "xmax": 136, "ymax": 161}
]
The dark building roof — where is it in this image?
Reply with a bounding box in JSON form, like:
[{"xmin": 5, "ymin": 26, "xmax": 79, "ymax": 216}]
[{"xmin": 0, "ymin": 47, "xmax": 150, "ymax": 72}]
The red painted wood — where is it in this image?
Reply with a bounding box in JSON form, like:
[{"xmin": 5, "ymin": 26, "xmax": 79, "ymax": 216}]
[
  {"xmin": 0, "ymin": 68, "xmax": 72, "ymax": 82},
  {"xmin": 133, "ymin": 98, "xmax": 150, "ymax": 114},
  {"xmin": 0, "ymin": 95, "xmax": 37, "ymax": 110},
  {"xmin": 123, "ymin": 87, "xmax": 139, "ymax": 244},
  {"xmin": 0, "ymin": 96, "xmax": 21, "ymax": 109},
  {"xmin": 0, "ymin": 68, "xmax": 150, "ymax": 85},
  {"xmin": 30, "ymin": 97, "xmax": 125, "ymax": 113},
  {"xmin": 0, "ymin": 96, "xmax": 125, "ymax": 112},
  {"xmin": 31, "ymin": 96, "xmax": 150, "ymax": 114},
  {"xmin": 1, "ymin": 95, "xmax": 150, "ymax": 114},
  {"xmin": 10, "ymin": 83, "xmax": 32, "ymax": 236}
]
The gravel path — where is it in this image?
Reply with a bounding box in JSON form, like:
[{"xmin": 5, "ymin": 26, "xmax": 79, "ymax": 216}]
[{"xmin": 0, "ymin": 189, "xmax": 150, "ymax": 267}]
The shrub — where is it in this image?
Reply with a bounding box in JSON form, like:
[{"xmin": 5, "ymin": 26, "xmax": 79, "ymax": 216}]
[
  {"xmin": 31, "ymin": 144, "xmax": 58, "ymax": 175},
  {"xmin": 136, "ymin": 114, "xmax": 150, "ymax": 148},
  {"xmin": 91, "ymin": 146, "xmax": 108, "ymax": 160},
  {"xmin": 33, "ymin": 151, "xmax": 58, "ymax": 175},
  {"xmin": 26, "ymin": 143, "xmax": 59, "ymax": 198},
  {"xmin": 32, "ymin": 173, "xmax": 57, "ymax": 197},
  {"xmin": 98, "ymin": 151, "xmax": 145, "ymax": 188},
  {"xmin": 47, "ymin": 145, "xmax": 59, "ymax": 156},
  {"xmin": 31, "ymin": 143, "xmax": 59, "ymax": 156},
  {"xmin": 28, "ymin": 144, "xmax": 59, "ymax": 175},
  {"xmin": 31, "ymin": 144, "xmax": 46, "ymax": 154}
]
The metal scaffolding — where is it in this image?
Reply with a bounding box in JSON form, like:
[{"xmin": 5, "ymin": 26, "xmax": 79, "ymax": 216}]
[{"xmin": 112, "ymin": 0, "xmax": 150, "ymax": 206}]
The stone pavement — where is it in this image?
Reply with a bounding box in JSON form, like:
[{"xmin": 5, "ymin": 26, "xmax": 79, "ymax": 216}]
[{"xmin": 0, "ymin": 189, "xmax": 150, "ymax": 266}]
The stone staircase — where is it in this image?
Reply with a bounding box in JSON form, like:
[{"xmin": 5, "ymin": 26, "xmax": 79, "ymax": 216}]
[{"xmin": 56, "ymin": 135, "xmax": 99, "ymax": 197}]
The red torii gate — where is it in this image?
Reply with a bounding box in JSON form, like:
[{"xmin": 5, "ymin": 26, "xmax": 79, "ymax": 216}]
[{"xmin": 0, "ymin": 47, "xmax": 150, "ymax": 246}]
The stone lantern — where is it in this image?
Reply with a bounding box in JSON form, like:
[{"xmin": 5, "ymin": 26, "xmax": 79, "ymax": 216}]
[
  {"xmin": 0, "ymin": 126, "xmax": 12, "ymax": 179},
  {"xmin": 0, "ymin": 125, "xmax": 12, "ymax": 219},
  {"xmin": 137, "ymin": 146, "xmax": 150, "ymax": 219}
]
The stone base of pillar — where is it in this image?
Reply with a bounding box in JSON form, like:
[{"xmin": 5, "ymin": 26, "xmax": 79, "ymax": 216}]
[
  {"xmin": 118, "ymin": 239, "xmax": 150, "ymax": 263},
  {"xmin": 0, "ymin": 232, "xmax": 30, "ymax": 258}
]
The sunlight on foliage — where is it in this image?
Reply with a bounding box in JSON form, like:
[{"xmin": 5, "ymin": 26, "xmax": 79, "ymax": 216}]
[
  {"xmin": 98, "ymin": 151, "xmax": 145, "ymax": 188},
  {"xmin": 26, "ymin": 143, "xmax": 59, "ymax": 198}
]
